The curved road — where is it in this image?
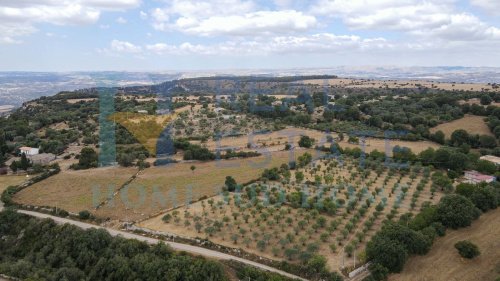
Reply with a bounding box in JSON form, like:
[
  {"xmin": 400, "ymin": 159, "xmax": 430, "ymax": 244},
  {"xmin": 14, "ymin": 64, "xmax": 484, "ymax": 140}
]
[{"xmin": 1, "ymin": 206, "xmax": 306, "ymax": 281}]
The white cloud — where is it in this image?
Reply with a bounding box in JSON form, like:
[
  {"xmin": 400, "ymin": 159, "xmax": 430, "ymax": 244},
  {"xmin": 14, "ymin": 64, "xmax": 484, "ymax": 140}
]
[
  {"xmin": 150, "ymin": 0, "xmax": 317, "ymax": 36},
  {"xmin": 0, "ymin": 23, "xmax": 36, "ymax": 44},
  {"xmin": 0, "ymin": 0, "xmax": 140, "ymax": 44},
  {"xmin": 80, "ymin": 0, "xmax": 141, "ymax": 10},
  {"xmin": 179, "ymin": 10, "xmax": 317, "ymax": 36},
  {"xmin": 146, "ymin": 33, "xmax": 389, "ymax": 55},
  {"xmin": 310, "ymin": 0, "xmax": 500, "ymax": 41},
  {"xmin": 110, "ymin": 39, "xmax": 142, "ymax": 53},
  {"xmin": 116, "ymin": 16, "xmax": 127, "ymax": 24},
  {"xmin": 140, "ymin": 10, "xmax": 148, "ymax": 20},
  {"xmin": 470, "ymin": 0, "xmax": 500, "ymax": 14}
]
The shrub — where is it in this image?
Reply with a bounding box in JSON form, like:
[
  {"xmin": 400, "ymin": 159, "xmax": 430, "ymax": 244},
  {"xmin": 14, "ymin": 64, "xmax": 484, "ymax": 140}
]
[
  {"xmin": 78, "ymin": 210, "xmax": 92, "ymax": 220},
  {"xmin": 454, "ymin": 240, "xmax": 480, "ymax": 259},
  {"xmin": 162, "ymin": 214, "xmax": 172, "ymax": 223}
]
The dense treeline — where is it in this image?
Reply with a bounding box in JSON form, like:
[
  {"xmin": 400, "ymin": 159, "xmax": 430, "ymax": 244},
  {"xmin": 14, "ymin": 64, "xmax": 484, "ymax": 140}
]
[{"xmin": 0, "ymin": 210, "xmax": 227, "ymax": 281}]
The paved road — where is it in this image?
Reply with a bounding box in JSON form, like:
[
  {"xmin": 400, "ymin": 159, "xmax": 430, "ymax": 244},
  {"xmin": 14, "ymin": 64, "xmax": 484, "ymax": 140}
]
[{"xmin": 13, "ymin": 209, "xmax": 307, "ymax": 281}]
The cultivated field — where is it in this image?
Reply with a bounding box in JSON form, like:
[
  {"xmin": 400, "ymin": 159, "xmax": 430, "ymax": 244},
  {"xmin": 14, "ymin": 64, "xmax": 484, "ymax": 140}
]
[
  {"xmin": 95, "ymin": 150, "xmax": 317, "ymax": 221},
  {"xmin": 140, "ymin": 157, "xmax": 442, "ymax": 272},
  {"xmin": 13, "ymin": 167, "xmax": 138, "ymax": 213},
  {"xmin": 430, "ymin": 115, "xmax": 493, "ymax": 138},
  {"xmin": 301, "ymin": 79, "xmax": 500, "ymax": 92},
  {"xmin": 390, "ymin": 207, "xmax": 500, "ymax": 281}
]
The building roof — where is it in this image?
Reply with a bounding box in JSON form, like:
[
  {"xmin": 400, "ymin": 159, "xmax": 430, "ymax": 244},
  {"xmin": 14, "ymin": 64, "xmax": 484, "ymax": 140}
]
[
  {"xmin": 480, "ymin": 155, "xmax": 500, "ymax": 165},
  {"xmin": 465, "ymin": 170, "xmax": 495, "ymax": 180},
  {"xmin": 19, "ymin": 146, "xmax": 33, "ymax": 150}
]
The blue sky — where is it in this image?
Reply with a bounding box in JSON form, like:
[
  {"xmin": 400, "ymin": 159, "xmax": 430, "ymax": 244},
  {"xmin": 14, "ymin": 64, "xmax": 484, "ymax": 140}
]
[{"xmin": 0, "ymin": 0, "xmax": 499, "ymax": 71}]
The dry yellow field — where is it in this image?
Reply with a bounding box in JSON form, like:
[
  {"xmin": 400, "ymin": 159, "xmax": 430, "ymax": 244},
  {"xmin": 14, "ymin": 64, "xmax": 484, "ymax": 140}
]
[
  {"xmin": 66, "ymin": 98, "xmax": 97, "ymax": 104},
  {"xmin": 111, "ymin": 112, "xmax": 176, "ymax": 155},
  {"xmin": 390, "ymin": 208, "xmax": 500, "ymax": 281},
  {"xmin": 13, "ymin": 167, "xmax": 137, "ymax": 213},
  {"xmin": 458, "ymin": 98, "xmax": 500, "ymax": 107},
  {"xmin": 301, "ymin": 79, "xmax": 499, "ymax": 92},
  {"xmin": 199, "ymin": 127, "xmax": 440, "ymax": 155},
  {"xmin": 0, "ymin": 175, "xmax": 28, "ymax": 191},
  {"xmin": 430, "ymin": 115, "xmax": 493, "ymax": 138},
  {"xmin": 95, "ymin": 150, "xmax": 317, "ymax": 221}
]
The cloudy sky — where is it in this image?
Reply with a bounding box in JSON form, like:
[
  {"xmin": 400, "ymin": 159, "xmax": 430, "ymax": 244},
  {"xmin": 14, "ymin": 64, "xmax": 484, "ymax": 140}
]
[{"xmin": 1, "ymin": 0, "xmax": 499, "ymax": 71}]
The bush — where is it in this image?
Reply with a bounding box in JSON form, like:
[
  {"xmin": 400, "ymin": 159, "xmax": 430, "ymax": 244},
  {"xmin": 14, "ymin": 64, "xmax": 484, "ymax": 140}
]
[
  {"xmin": 454, "ymin": 240, "xmax": 480, "ymax": 259},
  {"xmin": 78, "ymin": 210, "xmax": 92, "ymax": 220}
]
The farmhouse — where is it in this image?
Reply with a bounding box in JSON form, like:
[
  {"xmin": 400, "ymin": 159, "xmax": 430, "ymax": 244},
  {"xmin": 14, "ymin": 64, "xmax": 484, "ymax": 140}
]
[
  {"xmin": 480, "ymin": 155, "xmax": 500, "ymax": 166},
  {"xmin": 19, "ymin": 146, "xmax": 39, "ymax": 156},
  {"xmin": 464, "ymin": 170, "xmax": 496, "ymax": 184}
]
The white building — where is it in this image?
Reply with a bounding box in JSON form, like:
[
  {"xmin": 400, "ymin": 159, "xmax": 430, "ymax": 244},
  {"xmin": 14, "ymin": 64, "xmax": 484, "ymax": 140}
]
[{"xmin": 19, "ymin": 146, "xmax": 39, "ymax": 156}]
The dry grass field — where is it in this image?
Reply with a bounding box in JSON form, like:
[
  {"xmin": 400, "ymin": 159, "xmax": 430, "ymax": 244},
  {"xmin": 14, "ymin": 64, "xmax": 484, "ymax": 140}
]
[
  {"xmin": 95, "ymin": 150, "xmax": 317, "ymax": 221},
  {"xmin": 140, "ymin": 158, "xmax": 441, "ymax": 272},
  {"xmin": 13, "ymin": 167, "xmax": 137, "ymax": 213},
  {"xmin": 0, "ymin": 175, "xmax": 28, "ymax": 191},
  {"xmin": 198, "ymin": 127, "xmax": 440, "ymax": 155},
  {"xmin": 429, "ymin": 115, "xmax": 493, "ymax": 138},
  {"xmin": 390, "ymin": 207, "xmax": 500, "ymax": 281},
  {"xmin": 301, "ymin": 79, "xmax": 500, "ymax": 92},
  {"xmin": 66, "ymin": 98, "xmax": 97, "ymax": 104}
]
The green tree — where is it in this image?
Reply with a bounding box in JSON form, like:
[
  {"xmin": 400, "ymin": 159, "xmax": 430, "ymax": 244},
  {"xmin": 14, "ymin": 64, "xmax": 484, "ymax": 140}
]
[
  {"xmin": 225, "ymin": 176, "xmax": 237, "ymax": 192},
  {"xmin": 431, "ymin": 130, "xmax": 445, "ymax": 144},
  {"xmin": 298, "ymin": 135, "xmax": 315, "ymax": 148},
  {"xmin": 295, "ymin": 171, "xmax": 304, "ymax": 183},
  {"xmin": 366, "ymin": 236, "xmax": 408, "ymax": 273},
  {"xmin": 479, "ymin": 135, "xmax": 496, "ymax": 149},
  {"xmin": 450, "ymin": 129, "xmax": 470, "ymax": 147},
  {"xmin": 369, "ymin": 263, "xmax": 389, "ymax": 281},
  {"xmin": 436, "ymin": 194, "xmax": 480, "ymax": 229},
  {"xmin": 75, "ymin": 147, "xmax": 98, "ymax": 169},
  {"xmin": 480, "ymin": 94, "xmax": 492, "ymax": 105},
  {"xmin": 19, "ymin": 153, "xmax": 31, "ymax": 170}
]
